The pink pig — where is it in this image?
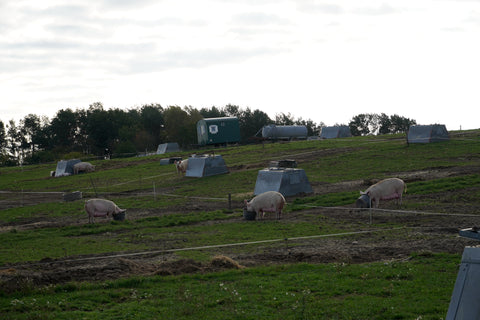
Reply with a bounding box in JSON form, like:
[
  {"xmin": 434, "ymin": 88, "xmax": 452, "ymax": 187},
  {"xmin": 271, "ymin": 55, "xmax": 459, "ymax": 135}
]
[
  {"xmin": 245, "ymin": 191, "xmax": 286, "ymax": 220},
  {"xmin": 360, "ymin": 178, "xmax": 406, "ymax": 208},
  {"xmin": 85, "ymin": 199, "xmax": 126, "ymax": 223},
  {"xmin": 174, "ymin": 159, "xmax": 188, "ymax": 175}
]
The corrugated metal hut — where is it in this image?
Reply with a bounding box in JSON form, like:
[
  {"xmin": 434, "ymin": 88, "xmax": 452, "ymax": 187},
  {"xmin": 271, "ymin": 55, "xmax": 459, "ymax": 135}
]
[
  {"xmin": 261, "ymin": 125, "xmax": 308, "ymax": 140},
  {"xmin": 159, "ymin": 157, "xmax": 182, "ymax": 165},
  {"xmin": 446, "ymin": 246, "xmax": 480, "ymax": 318},
  {"xmin": 55, "ymin": 159, "xmax": 81, "ymax": 177},
  {"xmin": 156, "ymin": 142, "xmax": 180, "ymax": 154},
  {"xmin": 253, "ymin": 167, "xmax": 313, "ymax": 197},
  {"xmin": 185, "ymin": 154, "xmax": 229, "ymax": 178},
  {"xmin": 320, "ymin": 126, "xmax": 352, "ymax": 139},
  {"xmin": 196, "ymin": 117, "xmax": 240, "ymax": 146},
  {"xmin": 407, "ymin": 124, "xmax": 449, "ymax": 143}
]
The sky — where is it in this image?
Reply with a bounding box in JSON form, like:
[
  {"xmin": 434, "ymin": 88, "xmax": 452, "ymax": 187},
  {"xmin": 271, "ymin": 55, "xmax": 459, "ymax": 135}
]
[{"xmin": 1, "ymin": 0, "xmax": 480, "ymax": 131}]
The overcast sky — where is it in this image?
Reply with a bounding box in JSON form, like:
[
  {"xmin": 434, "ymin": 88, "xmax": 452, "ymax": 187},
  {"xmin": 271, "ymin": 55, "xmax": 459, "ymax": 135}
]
[{"xmin": 1, "ymin": 0, "xmax": 479, "ymax": 130}]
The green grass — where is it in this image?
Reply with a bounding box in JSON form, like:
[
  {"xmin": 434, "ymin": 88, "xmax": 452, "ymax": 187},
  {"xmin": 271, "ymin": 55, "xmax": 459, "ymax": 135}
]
[
  {"xmin": 407, "ymin": 174, "xmax": 480, "ymax": 194},
  {"xmin": 0, "ymin": 253, "xmax": 459, "ymax": 319},
  {"xmin": 1, "ymin": 132, "xmax": 480, "ymax": 264},
  {"xmin": 0, "ymin": 210, "xmax": 235, "ymax": 264},
  {"xmin": 1, "ymin": 130, "xmax": 480, "ymax": 319},
  {"xmin": 1, "ymin": 133, "xmax": 479, "ymax": 196},
  {"xmin": 1, "ymin": 209, "xmax": 363, "ymax": 265}
]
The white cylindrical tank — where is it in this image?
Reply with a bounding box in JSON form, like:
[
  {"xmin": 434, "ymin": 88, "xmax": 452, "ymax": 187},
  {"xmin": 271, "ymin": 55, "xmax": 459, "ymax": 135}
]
[{"xmin": 261, "ymin": 125, "xmax": 308, "ymax": 139}]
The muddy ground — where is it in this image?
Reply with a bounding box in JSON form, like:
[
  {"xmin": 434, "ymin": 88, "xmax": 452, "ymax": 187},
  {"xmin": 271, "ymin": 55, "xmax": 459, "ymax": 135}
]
[{"xmin": 1, "ymin": 166, "xmax": 480, "ymax": 292}]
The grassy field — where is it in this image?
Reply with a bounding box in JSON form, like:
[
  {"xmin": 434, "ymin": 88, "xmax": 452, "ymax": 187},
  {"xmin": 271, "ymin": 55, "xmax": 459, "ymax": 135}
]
[
  {"xmin": 1, "ymin": 130, "xmax": 480, "ymax": 319},
  {"xmin": 1, "ymin": 253, "xmax": 458, "ymax": 320}
]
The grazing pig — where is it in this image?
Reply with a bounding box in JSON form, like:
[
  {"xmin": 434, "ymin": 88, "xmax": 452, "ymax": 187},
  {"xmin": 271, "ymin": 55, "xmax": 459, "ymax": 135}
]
[
  {"xmin": 174, "ymin": 159, "xmax": 188, "ymax": 174},
  {"xmin": 73, "ymin": 162, "xmax": 95, "ymax": 175},
  {"xmin": 244, "ymin": 191, "xmax": 287, "ymax": 220},
  {"xmin": 360, "ymin": 178, "xmax": 406, "ymax": 208},
  {"xmin": 85, "ymin": 198, "xmax": 126, "ymax": 224}
]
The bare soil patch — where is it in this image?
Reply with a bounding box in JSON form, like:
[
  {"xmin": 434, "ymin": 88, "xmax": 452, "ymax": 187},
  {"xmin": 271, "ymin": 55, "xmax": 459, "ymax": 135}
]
[{"xmin": 1, "ymin": 205, "xmax": 478, "ymax": 292}]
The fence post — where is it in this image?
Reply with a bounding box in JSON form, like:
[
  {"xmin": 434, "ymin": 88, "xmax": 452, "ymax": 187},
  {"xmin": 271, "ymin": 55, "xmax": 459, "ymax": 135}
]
[
  {"xmin": 89, "ymin": 177, "xmax": 98, "ymax": 197},
  {"xmin": 153, "ymin": 182, "xmax": 156, "ymax": 201},
  {"xmin": 228, "ymin": 193, "xmax": 232, "ymax": 210}
]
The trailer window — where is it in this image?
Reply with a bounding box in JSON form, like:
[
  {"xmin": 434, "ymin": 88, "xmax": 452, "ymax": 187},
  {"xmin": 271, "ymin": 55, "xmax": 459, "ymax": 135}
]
[{"xmin": 209, "ymin": 125, "xmax": 218, "ymax": 134}]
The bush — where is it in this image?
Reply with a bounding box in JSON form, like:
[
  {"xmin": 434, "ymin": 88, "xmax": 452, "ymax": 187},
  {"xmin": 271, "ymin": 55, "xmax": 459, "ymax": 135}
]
[
  {"xmin": 0, "ymin": 154, "xmax": 18, "ymax": 167},
  {"xmin": 114, "ymin": 141, "xmax": 137, "ymax": 155},
  {"xmin": 63, "ymin": 151, "xmax": 84, "ymax": 160},
  {"xmin": 23, "ymin": 150, "xmax": 56, "ymax": 164}
]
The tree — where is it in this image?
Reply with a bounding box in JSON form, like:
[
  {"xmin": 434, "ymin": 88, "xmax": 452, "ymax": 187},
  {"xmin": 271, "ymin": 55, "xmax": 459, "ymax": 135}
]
[
  {"xmin": 0, "ymin": 120, "xmax": 9, "ymax": 166},
  {"xmin": 185, "ymin": 106, "xmax": 204, "ymax": 145},
  {"xmin": 5, "ymin": 120, "xmax": 20, "ymax": 164},
  {"xmin": 19, "ymin": 114, "xmax": 44, "ymax": 155},
  {"xmin": 377, "ymin": 113, "xmax": 392, "ymax": 135},
  {"xmin": 390, "ymin": 114, "xmax": 416, "ymax": 133},
  {"xmin": 238, "ymin": 107, "xmax": 271, "ymax": 142},
  {"xmin": 199, "ymin": 106, "xmax": 226, "ymax": 118},
  {"xmin": 0, "ymin": 120, "xmax": 5, "ymax": 151},
  {"xmin": 138, "ymin": 104, "xmax": 164, "ymax": 149},
  {"xmin": 163, "ymin": 106, "xmax": 200, "ymax": 147},
  {"xmin": 86, "ymin": 106, "xmax": 113, "ymax": 154},
  {"xmin": 49, "ymin": 108, "xmax": 79, "ymax": 151},
  {"xmin": 350, "ymin": 113, "xmax": 416, "ymax": 136},
  {"xmin": 349, "ymin": 114, "xmax": 369, "ymax": 136},
  {"xmin": 75, "ymin": 109, "xmax": 90, "ymax": 154},
  {"xmin": 275, "ymin": 112, "xmax": 295, "ymax": 125},
  {"xmin": 223, "ymin": 104, "xmax": 241, "ymax": 118}
]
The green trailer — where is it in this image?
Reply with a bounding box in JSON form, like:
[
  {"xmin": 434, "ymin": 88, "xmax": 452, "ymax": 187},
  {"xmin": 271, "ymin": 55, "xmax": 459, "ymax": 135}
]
[{"xmin": 196, "ymin": 117, "xmax": 240, "ymax": 146}]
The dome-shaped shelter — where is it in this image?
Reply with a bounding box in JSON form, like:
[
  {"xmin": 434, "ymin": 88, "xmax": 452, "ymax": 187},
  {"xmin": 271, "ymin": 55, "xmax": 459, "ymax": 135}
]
[
  {"xmin": 185, "ymin": 154, "xmax": 229, "ymax": 178},
  {"xmin": 407, "ymin": 125, "xmax": 449, "ymax": 143},
  {"xmin": 54, "ymin": 159, "xmax": 81, "ymax": 177},
  {"xmin": 156, "ymin": 142, "xmax": 180, "ymax": 154},
  {"xmin": 320, "ymin": 126, "xmax": 352, "ymax": 139},
  {"xmin": 253, "ymin": 168, "xmax": 312, "ymax": 197}
]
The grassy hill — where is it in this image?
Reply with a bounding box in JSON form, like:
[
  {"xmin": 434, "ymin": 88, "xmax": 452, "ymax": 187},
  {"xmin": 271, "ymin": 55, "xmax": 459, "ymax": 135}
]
[{"xmin": 1, "ymin": 130, "xmax": 480, "ymax": 319}]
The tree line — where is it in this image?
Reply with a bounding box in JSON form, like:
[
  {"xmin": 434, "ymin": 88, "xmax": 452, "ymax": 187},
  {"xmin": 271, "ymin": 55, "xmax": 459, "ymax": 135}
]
[{"xmin": 0, "ymin": 102, "xmax": 416, "ymax": 166}]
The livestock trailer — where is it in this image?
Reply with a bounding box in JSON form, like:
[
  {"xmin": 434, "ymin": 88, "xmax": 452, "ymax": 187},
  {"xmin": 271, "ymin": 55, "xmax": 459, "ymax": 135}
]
[
  {"xmin": 407, "ymin": 124, "xmax": 449, "ymax": 143},
  {"xmin": 156, "ymin": 142, "xmax": 180, "ymax": 154},
  {"xmin": 185, "ymin": 154, "xmax": 229, "ymax": 178},
  {"xmin": 320, "ymin": 126, "xmax": 352, "ymax": 139},
  {"xmin": 253, "ymin": 167, "xmax": 313, "ymax": 197},
  {"xmin": 196, "ymin": 117, "xmax": 240, "ymax": 146},
  {"xmin": 261, "ymin": 125, "xmax": 308, "ymax": 140}
]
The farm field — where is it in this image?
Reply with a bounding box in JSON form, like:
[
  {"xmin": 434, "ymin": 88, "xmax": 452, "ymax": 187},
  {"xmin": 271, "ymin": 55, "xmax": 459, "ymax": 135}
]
[{"xmin": 1, "ymin": 130, "xmax": 480, "ymax": 319}]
